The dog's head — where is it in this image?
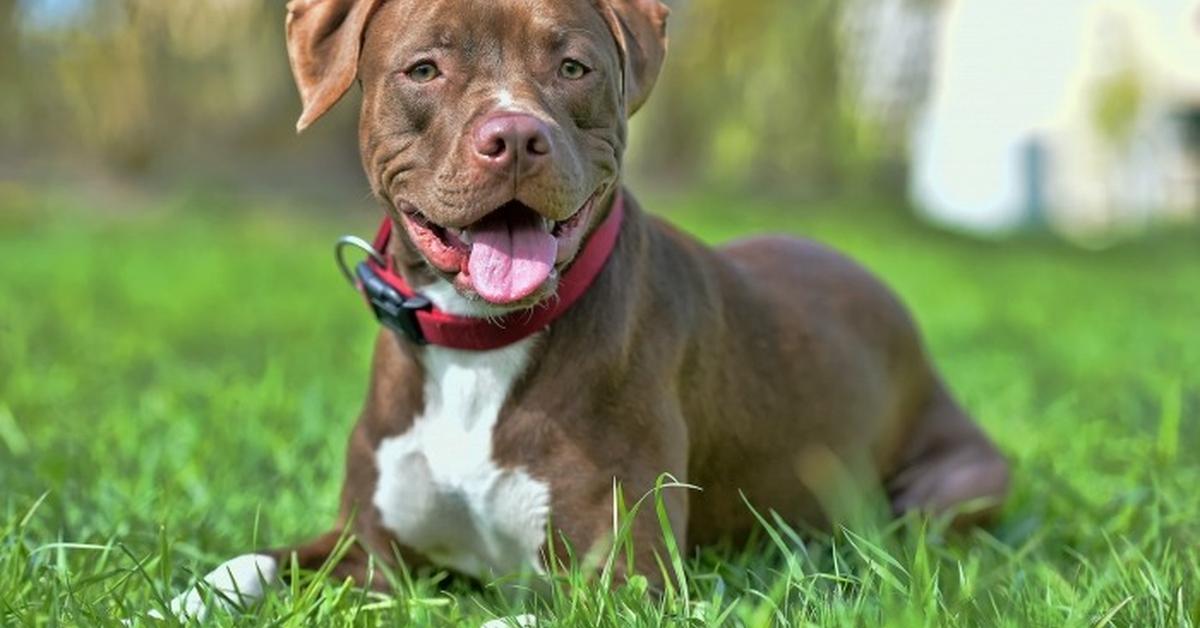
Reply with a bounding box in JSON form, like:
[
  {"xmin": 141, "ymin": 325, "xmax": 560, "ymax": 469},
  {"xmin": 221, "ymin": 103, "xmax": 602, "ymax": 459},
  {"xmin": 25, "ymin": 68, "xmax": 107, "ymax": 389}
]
[{"xmin": 285, "ymin": 0, "xmax": 668, "ymax": 308}]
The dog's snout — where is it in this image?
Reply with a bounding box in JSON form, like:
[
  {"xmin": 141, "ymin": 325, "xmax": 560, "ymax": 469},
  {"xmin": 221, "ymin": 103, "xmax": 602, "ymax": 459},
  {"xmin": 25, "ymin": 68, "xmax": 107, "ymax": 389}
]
[{"xmin": 472, "ymin": 113, "xmax": 552, "ymax": 173}]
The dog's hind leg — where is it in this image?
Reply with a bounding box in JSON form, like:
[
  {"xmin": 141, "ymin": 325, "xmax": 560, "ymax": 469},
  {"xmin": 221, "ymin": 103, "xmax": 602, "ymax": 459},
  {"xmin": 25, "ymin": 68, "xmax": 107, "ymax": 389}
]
[{"xmin": 886, "ymin": 383, "xmax": 1010, "ymax": 528}]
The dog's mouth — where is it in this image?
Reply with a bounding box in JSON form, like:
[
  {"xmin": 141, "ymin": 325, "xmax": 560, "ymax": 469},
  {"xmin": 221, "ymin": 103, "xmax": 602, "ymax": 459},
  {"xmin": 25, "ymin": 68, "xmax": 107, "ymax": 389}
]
[{"xmin": 398, "ymin": 191, "xmax": 602, "ymax": 305}]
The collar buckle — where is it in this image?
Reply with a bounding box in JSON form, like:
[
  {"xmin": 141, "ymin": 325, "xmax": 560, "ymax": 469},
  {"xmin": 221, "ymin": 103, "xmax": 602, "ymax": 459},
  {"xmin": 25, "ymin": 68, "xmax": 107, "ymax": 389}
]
[
  {"xmin": 354, "ymin": 261, "xmax": 430, "ymax": 344},
  {"xmin": 335, "ymin": 234, "xmax": 430, "ymax": 345}
]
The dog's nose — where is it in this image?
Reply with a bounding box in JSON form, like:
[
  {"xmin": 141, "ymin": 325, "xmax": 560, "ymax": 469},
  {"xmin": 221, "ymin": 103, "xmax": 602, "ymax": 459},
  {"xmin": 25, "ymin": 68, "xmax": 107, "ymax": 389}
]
[{"xmin": 473, "ymin": 113, "xmax": 552, "ymax": 173}]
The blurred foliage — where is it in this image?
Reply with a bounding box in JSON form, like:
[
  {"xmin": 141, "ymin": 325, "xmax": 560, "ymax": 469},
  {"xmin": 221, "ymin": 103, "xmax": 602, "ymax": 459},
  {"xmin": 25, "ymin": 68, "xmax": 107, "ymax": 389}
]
[
  {"xmin": 635, "ymin": 0, "xmax": 918, "ymax": 193},
  {"xmin": 1092, "ymin": 68, "xmax": 1144, "ymax": 151},
  {"xmin": 0, "ymin": 0, "xmax": 933, "ymax": 197},
  {"xmin": 1, "ymin": 0, "xmax": 298, "ymax": 173}
]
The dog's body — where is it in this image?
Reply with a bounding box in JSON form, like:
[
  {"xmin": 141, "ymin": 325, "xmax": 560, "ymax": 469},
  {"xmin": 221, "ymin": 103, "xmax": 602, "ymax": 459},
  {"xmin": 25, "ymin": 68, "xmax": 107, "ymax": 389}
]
[
  {"xmin": 311, "ymin": 196, "xmax": 1008, "ymax": 584},
  {"xmin": 160, "ymin": 0, "xmax": 1008, "ymax": 618}
]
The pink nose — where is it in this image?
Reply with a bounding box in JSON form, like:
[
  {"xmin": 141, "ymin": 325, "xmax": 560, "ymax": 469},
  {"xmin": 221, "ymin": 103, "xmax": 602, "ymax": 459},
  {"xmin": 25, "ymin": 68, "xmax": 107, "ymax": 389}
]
[{"xmin": 473, "ymin": 113, "xmax": 552, "ymax": 173}]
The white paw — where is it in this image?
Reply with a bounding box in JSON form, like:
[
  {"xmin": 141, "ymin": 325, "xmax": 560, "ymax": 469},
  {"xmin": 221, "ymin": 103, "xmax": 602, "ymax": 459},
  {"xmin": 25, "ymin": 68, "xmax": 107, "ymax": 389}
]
[
  {"xmin": 481, "ymin": 614, "xmax": 538, "ymax": 628},
  {"xmin": 148, "ymin": 554, "xmax": 278, "ymax": 622}
]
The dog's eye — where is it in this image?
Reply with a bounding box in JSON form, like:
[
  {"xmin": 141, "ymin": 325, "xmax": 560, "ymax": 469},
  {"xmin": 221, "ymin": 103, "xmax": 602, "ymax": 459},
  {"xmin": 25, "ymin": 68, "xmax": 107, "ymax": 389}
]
[
  {"xmin": 406, "ymin": 62, "xmax": 441, "ymax": 83},
  {"xmin": 558, "ymin": 59, "xmax": 590, "ymax": 80}
]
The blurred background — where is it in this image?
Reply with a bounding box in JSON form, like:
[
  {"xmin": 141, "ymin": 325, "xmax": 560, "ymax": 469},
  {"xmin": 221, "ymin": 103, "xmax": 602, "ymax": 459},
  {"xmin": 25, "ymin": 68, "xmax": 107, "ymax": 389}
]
[{"xmin": 3, "ymin": 0, "xmax": 1197, "ymax": 239}]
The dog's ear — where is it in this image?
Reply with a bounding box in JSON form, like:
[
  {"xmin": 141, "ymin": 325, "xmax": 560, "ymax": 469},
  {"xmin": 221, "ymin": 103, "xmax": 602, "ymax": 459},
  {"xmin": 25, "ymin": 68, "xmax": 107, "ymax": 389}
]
[
  {"xmin": 602, "ymin": 0, "xmax": 670, "ymax": 116},
  {"xmin": 285, "ymin": 0, "xmax": 381, "ymax": 132}
]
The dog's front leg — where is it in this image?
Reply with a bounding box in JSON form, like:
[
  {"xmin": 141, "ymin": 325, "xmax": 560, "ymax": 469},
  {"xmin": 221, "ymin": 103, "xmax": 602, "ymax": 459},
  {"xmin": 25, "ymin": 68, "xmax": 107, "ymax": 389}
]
[
  {"xmin": 149, "ymin": 528, "xmax": 386, "ymax": 622},
  {"xmin": 543, "ymin": 468, "xmax": 691, "ymax": 592},
  {"xmin": 147, "ymin": 553, "xmax": 277, "ymax": 622}
]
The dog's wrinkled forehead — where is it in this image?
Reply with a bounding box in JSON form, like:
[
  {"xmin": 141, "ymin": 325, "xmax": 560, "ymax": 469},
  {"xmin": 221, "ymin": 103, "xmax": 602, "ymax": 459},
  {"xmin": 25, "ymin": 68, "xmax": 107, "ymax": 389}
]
[
  {"xmin": 285, "ymin": 0, "xmax": 667, "ymax": 131},
  {"xmin": 359, "ymin": 0, "xmax": 620, "ymax": 83}
]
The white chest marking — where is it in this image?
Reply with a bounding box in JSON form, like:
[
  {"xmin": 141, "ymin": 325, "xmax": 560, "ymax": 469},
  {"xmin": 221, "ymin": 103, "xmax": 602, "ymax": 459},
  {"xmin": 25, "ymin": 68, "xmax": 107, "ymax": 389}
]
[{"xmin": 372, "ymin": 286, "xmax": 550, "ymax": 578}]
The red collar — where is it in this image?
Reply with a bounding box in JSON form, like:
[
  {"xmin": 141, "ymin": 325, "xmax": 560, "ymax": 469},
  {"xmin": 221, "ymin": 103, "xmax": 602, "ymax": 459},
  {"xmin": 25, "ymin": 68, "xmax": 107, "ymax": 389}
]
[{"xmin": 353, "ymin": 193, "xmax": 625, "ymax": 351}]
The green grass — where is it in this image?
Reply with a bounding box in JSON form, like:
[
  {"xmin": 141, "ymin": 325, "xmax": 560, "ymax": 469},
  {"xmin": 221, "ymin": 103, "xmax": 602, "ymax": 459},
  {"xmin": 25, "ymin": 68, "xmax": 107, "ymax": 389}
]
[{"xmin": 1, "ymin": 187, "xmax": 1198, "ymax": 626}]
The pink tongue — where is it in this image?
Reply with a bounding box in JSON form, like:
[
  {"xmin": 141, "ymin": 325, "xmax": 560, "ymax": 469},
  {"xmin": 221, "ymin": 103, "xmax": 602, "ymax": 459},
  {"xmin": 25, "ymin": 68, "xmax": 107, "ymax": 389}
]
[{"xmin": 468, "ymin": 210, "xmax": 557, "ymax": 304}]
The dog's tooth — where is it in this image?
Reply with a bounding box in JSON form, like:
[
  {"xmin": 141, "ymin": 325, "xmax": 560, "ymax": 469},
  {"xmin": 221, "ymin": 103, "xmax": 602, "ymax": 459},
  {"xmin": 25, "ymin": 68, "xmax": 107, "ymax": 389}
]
[{"xmin": 460, "ymin": 229, "xmax": 472, "ymax": 244}]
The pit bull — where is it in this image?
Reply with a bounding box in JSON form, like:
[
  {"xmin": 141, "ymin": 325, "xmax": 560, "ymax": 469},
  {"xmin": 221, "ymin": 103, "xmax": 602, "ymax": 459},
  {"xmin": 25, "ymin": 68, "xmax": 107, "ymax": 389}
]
[{"xmin": 158, "ymin": 0, "xmax": 1009, "ymax": 619}]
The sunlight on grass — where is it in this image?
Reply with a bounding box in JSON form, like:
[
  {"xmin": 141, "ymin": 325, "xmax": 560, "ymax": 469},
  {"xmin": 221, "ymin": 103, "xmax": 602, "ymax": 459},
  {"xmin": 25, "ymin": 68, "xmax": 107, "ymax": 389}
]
[{"xmin": 1, "ymin": 191, "xmax": 1198, "ymax": 626}]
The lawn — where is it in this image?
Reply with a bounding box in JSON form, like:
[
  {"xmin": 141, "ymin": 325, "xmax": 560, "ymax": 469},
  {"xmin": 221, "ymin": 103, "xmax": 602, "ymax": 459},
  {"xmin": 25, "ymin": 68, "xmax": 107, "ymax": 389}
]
[{"xmin": 1, "ymin": 187, "xmax": 1198, "ymax": 626}]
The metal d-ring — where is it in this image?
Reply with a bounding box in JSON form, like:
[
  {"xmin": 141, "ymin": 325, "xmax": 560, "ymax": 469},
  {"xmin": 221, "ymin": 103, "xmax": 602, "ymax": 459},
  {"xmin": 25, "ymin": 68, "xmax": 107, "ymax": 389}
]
[{"xmin": 334, "ymin": 235, "xmax": 386, "ymax": 287}]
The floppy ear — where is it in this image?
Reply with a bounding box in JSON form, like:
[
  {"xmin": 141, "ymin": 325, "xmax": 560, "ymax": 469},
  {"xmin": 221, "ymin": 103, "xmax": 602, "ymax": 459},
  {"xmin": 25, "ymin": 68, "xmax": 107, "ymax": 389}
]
[
  {"xmin": 285, "ymin": 0, "xmax": 382, "ymax": 132},
  {"xmin": 603, "ymin": 0, "xmax": 670, "ymax": 116}
]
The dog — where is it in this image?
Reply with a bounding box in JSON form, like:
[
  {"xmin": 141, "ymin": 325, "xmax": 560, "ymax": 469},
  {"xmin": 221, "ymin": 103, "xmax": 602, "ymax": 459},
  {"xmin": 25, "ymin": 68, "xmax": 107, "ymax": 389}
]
[{"xmin": 158, "ymin": 0, "xmax": 1009, "ymax": 619}]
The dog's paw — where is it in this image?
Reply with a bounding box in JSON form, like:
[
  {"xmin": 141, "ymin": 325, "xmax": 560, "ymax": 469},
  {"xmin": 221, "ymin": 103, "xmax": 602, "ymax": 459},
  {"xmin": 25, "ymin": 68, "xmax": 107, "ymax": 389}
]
[
  {"xmin": 480, "ymin": 614, "xmax": 538, "ymax": 628},
  {"xmin": 144, "ymin": 554, "xmax": 278, "ymax": 623}
]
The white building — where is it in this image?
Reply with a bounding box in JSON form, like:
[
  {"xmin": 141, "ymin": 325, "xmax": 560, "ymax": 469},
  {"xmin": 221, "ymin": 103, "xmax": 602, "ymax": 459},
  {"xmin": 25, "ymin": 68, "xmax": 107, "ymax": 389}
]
[{"xmin": 910, "ymin": 0, "xmax": 1200, "ymax": 238}]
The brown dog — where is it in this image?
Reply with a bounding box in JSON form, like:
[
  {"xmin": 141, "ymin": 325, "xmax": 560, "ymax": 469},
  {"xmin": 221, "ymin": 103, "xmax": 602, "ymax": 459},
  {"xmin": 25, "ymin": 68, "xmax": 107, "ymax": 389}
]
[{"xmin": 159, "ymin": 0, "xmax": 1008, "ymax": 619}]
